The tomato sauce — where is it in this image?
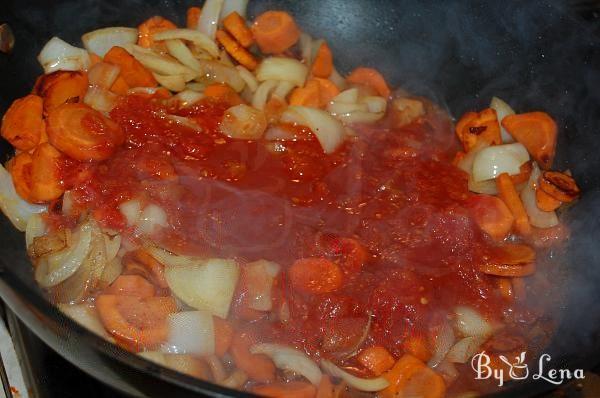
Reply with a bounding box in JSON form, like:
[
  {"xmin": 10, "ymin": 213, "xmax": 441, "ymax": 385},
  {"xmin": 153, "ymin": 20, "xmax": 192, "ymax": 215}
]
[{"xmin": 61, "ymin": 94, "xmax": 533, "ymax": 361}]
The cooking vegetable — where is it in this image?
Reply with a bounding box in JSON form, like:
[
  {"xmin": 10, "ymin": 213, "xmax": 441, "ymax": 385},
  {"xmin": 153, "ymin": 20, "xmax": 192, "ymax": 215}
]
[
  {"xmin": 104, "ymin": 275, "xmax": 155, "ymax": 298},
  {"xmin": 119, "ymin": 199, "xmax": 142, "ymax": 226},
  {"xmin": 251, "ymin": 343, "xmax": 323, "ymax": 385},
  {"xmin": 489, "ymin": 96, "xmax": 515, "ymax": 143},
  {"xmin": 471, "ymin": 143, "xmax": 529, "ymax": 182},
  {"xmin": 346, "ymin": 67, "xmax": 390, "ymax": 98},
  {"xmin": 256, "ymin": 57, "xmax": 308, "ymax": 88},
  {"xmin": 137, "ymin": 16, "xmax": 177, "ymax": 49},
  {"xmin": 29, "ymin": 143, "xmax": 65, "ymax": 202},
  {"xmin": 213, "ymin": 317, "xmax": 234, "ymax": 357},
  {"xmin": 84, "ymin": 86, "xmax": 119, "ymax": 113},
  {"xmin": 445, "ymin": 336, "xmax": 487, "ymax": 363},
  {"xmin": 281, "ymin": 106, "xmax": 345, "ymax": 154},
  {"xmin": 496, "ymin": 172, "xmax": 531, "ymax": 235},
  {"xmin": 164, "ymin": 310, "xmax": 215, "ymax": 356},
  {"xmin": 153, "ymin": 28, "xmax": 220, "ymax": 58},
  {"xmin": 82, "ymin": 27, "xmax": 138, "ymax": 57},
  {"xmin": 59, "ymin": 303, "xmax": 114, "ymax": 340},
  {"xmin": 223, "ymin": 11, "xmax": 253, "ymax": 48},
  {"xmin": 289, "ymin": 79, "xmax": 321, "ymax": 108},
  {"xmin": 25, "ymin": 213, "xmax": 46, "ymax": 248},
  {"xmin": 521, "ymin": 164, "xmax": 559, "ymax": 228},
  {"xmin": 216, "ymin": 29, "xmax": 257, "ymax": 70},
  {"xmin": 313, "ymin": 78, "xmax": 340, "ymax": 107},
  {"xmin": 230, "ymin": 330, "xmax": 276, "ymax": 382},
  {"xmin": 312, "ymin": 42, "xmax": 333, "ymax": 78},
  {"xmin": 38, "ymin": 37, "xmax": 91, "ymax": 73},
  {"xmin": 124, "ymin": 249, "xmax": 169, "ymax": 289},
  {"xmin": 164, "ymin": 257, "xmax": 240, "ymax": 318},
  {"xmin": 197, "ymin": 59, "xmax": 246, "ymax": 92},
  {"xmin": 455, "ymin": 108, "xmax": 501, "ymax": 152},
  {"xmin": 251, "ymin": 11, "xmax": 300, "ymax": 54},
  {"xmin": 321, "ymin": 359, "xmax": 389, "ymax": 391},
  {"xmin": 197, "ymin": 0, "xmax": 224, "ymax": 39},
  {"xmin": 401, "ymin": 336, "xmax": 431, "ymax": 363},
  {"xmin": 0, "ymin": 163, "xmax": 46, "ymax": 230},
  {"xmin": 220, "ymin": 104, "xmax": 267, "ymax": 139},
  {"xmin": 46, "ymin": 103, "xmax": 124, "ymax": 161},
  {"xmin": 103, "ymin": 46, "xmax": 157, "ymax": 88},
  {"xmin": 539, "ymin": 171, "xmax": 580, "ymax": 203},
  {"xmin": 163, "ymin": 39, "xmax": 202, "ymax": 74},
  {"xmin": 536, "ymin": 188, "xmax": 562, "ymax": 212},
  {"xmin": 88, "ymin": 62, "xmax": 121, "ymax": 89},
  {"xmin": 480, "ymin": 243, "xmax": 536, "ymax": 277},
  {"xmin": 187, "ymin": 7, "xmax": 202, "ymax": 30},
  {"xmin": 427, "ymin": 322, "xmax": 455, "ymax": 368},
  {"xmin": 37, "ymin": 70, "xmax": 88, "ymax": 111},
  {"xmin": 391, "ymin": 97, "xmax": 425, "ymax": 127},
  {"xmin": 253, "ymin": 381, "xmax": 317, "ymax": 398},
  {"xmin": 288, "ymin": 257, "xmax": 343, "ymax": 294},
  {"xmin": 454, "ymin": 306, "xmax": 493, "ymax": 338},
  {"xmin": 131, "ymin": 45, "xmax": 197, "ymax": 79},
  {"xmin": 502, "ymin": 111, "xmax": 557, "ymax": 169},
  {"xmin": 466, "ymin": 194, "xmax": 514, "ymax": 241},
  {"xmin": 1, "ymin": 95, "xmax": 44, "ymax": 151},
  {"xmin": 242, "ymin": 260, "xmax": 280, "ymax": 311},
  {"xmin": 381, "ymin": 354, "xmax": 446, "ymax": 398},
  {"xmin": 357, "ymin": 346, "xmax": 396, "ymax": 376},
  {"xmin": 220, "ymin": 0, "xmax": 249, "ymax": 20}
]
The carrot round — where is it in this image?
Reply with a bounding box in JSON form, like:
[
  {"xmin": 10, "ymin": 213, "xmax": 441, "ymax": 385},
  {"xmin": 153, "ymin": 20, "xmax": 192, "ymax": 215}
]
[
  {"xmin": 96, "ymin": 294, "xmax": 177, "ymax": 351},
  {"xmin": 535, "ymin": 187, "xmax": 562, "ymax": 211},
  {"xmin": 502, "ymin": 112, "xmax": 557, "ymax": 170},
  {"xmin": 204, "ymin": 83, "xmax": 243, "ymax": 106},
  {"xmin": 455, "ymin": 108, "xmax": 501, "ymax": 152},
  {"xmin": 186, "ymin": 7, "xmax": 202, "ymax": 29},
  {"xmin": 46, "ymin": 102, "xmax": 125, "ymax": 161},
  {"xmin": 288, "ymin": 257, "xmax": 343, "ymax": 295},
  {"xmin": 104, "ymin": 46, "xmax": 157, "ymax": 88},
  {"xmin": 481, "ymin": 243, "xmax": 536, "ymax": 277},
  {"xmin": 223, "ymin": 11, "xmax": 254, "ymax": 48},
  {"xmin": 252, "ymin": 381, "xmax": 317, "ymax": 398},
  {"xmin": 313, "ymin": 77, "xmax": 340, "ymax": 107},
  {"xmin": 137, "ymin": 16, "xmax": 177, "ymax": 49},
  {"xmin": 496, "ymin": 172, "xmax": 531, "ymax": 236},
  {"xmin": 8, "ymin": 152, "xmax": 35, "ymax": 202},
  {"xmin": 381, "ymin": 354, "xmax": 446, "ymax": 398},
  {"xmin": 1, "ymin": 94, "xmax": 44, "ymax": 151},
  {"xmin": 29, "ymin": 143, "xmax": 65, "ymax": 202},
  {"xmin": 466, "ymin": 194, "xmax": 515, "ymax": 241},
  {"xmin": 104, "ymin": 275, "xmax": 156, "ymax": 298},
  {"xmin": 357, "ymin": 346, "xmax": 396, "ymax": 376},
  {"xmin": 36, "ymin": 70, "xmax": 88, "ymax": 111},
  {"xmin": 251, "ymin": 11, "xmax": 300, "ymax": 54},
  {"xmin": 213, "ymin": 316, "xmax": 234, "ymax": 357},
  {"xmin": 216, "ymin": 29, "xmax": 258, "ymax": 71},
  {"xmin": 123, "ymin": 249, "xmax": 169, "ymax": 289},
  {"xmin": 311, "ymin": 41, "xmax": 333, "ymax": 78},
  {"xmin": 289, "ymin": 79, "xmax": 321, "ymax": 108},
  {"xmin": 346, "ymin": 67, "xmax": 391, "ymax": 98},
  {"xmin": 230, "ymin": 330, "xmax": 276, "ymax": 382},
  {"xmin": 538, "ymin": 170, "xmax": 580, "ymax": 203}
]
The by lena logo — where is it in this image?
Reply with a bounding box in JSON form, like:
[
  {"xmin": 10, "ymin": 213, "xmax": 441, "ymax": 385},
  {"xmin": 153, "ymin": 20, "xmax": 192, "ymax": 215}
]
[{"xmin": 471, "ymin": 351, "xmax": 585, "ymax": 387}]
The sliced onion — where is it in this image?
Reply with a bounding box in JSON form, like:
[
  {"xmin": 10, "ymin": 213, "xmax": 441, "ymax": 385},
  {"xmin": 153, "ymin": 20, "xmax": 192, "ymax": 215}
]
[
  {"xmin": 281, "ymin": 106, "xmax": 345, "ymax": 154},
  {"xmin": 82, "ymin": 27, "xmax": 137, "ymax": 57},
  {"xmin": 472, "ymin": 143, "xmax": 530, "ymax": 182},
  {"xmin": 220, "ymin": 104, "xmax": 267, "ymax": 139},
  {"xmin": 362, "ymin": 96, "xmax": 387, "ymax": 113},
  {"xmin": 329, "ymin": 68, "xmax": 346, "ymax": 91},
  {"xmin": 84, "ymin": 86, "xmax": 118, "ymax": 113},
  {"xmin": 468, "ymin": 175, "xmax": 498, "ymax": 195},
  {"xmin": 146, "ymin": 246, "xmax": 200, "ymax": 267},
  {"xmin": 250, "ymin": 344, "xmax": 322, "ymax": 385},
  {"xmin": 252, "ymin": 80, "xmax": 278, "ymax": 110},
  {"xmin": 327, "ymin": 101, "xmax": 368, "ymax": 115},
  {"xmin": 236, "ymin": 65, "xmax": 258, "ymax": 92},
  {"xmin": 99, "ymin": 257, "xmax": 122, "ymax": 287},
  {"xmin": 196, "ymin": 59, "xmax": 245, "ymax": 92},
  {"xmin": 299, "ymin": 33, "xmax": 314, "ymax": 65},
  {"xmin": 219, "ymin": 0, "xmax": 249, "ymax": 19},
  {"xmin": 164, "ymin": 39, "xmax": 202, "ymax": 72},
  {"xmin": 135, "ymin": 204, "xmax": 168, "ymax": 235},
  {"xmin": 62, "ymin": 190, "xmax": 74, "ymax": 216},
  {"xmin": 164, "ymin": 258, "xmax": 240, "ymax": 318},
  {"xmin": 197, "ymin": 0, "xmax": 224, "ymax": 39},
  {"xmin": 490, "ymin": 96, "xmax": 516, "ymax": 143},
  {"xmin": 88, "ymin": 62, "xmax": 120, "ymax": 89},
  {"xmin": 103, "ymin": 233, "xmax": 121, "ymax": 261},
  {"xmin": 59, "ymin": 303, "xmax": 113, "ymax": 340},
  {"xmin": 244, "ymin": 260, "xmax": 281, "ymax": 311},
  {"xmin": 273, "ymin": 80, "xmax": 295, "ymax": 100},
  {"xmin": 131, "ymin": 45, "xmax": 196, "ymax": 77},
  {"xmin": 445, "ymin": 336, "xmax": 487, "ymax": 363},
  {"xmin": 173, "ymin": 90, "xmax": 205, "ymax": 107},
  {"xmin": 166, "ymin": 115, "xmax": 203, "ymax": 132},
  {"xmin": 154, "ymin": 29, "xmax": 219, "ymax": 58},
  {"xmin": 256, "ymin": 57, "xmax": 308, "ymax": 88},
  {"xmin": 25, "ymin": 213, "xmax": 47, "ymax": 248},
  {"xmin": 436, "ymin": 360, "xmax": 460, "ymax": 384},
  {"xmin": 38, "ymin": 37, "xmax": 91, "ymax": 73},
  {"xmin": 153, "ymin": 73, "xmax": 186, "ymax": 92},
  {"xmin": 521, "ymin": 163, "xmax": 559, "ymax": 228},
  {"xmin": 428, "ymin": 321, "xmax": 455, "ymax": 368},
  {"xmin": 164, "ymin": 310, "xmax": 215, "ymax": 356},
  {"xmin": 118, "ymin": 199, "xmax": 141, "ymax": 226},
  {"xmin": 206, "ymin": 354, "xmax": 227, "ymax": 382},
  {"xmin": 221, "ymin": 369, "xmax": 248, "ymax": 389},
  {"xmin": 454, "ymin": 306, "xmax": 493, "ymax": 338},
  {"xmin": 0, "ymin": 164, "xmax": 46, "ymax": 231},
  {"xmin": 335, "ymin": 110, "xmax": 384, "ymax": 124},
  {"xmin": 320, "ymin": 360, "xmax": 389, "ymax": 391},
  {"xmin": 332, "ymin": 88, "xmax": 359, "ymax": 103},
  {"xmin": 264, "ymin": 125, "xmax": 309, "ymax": 141},
  {"xmin": 185, "ymin": 82, "xmax": 206, "ymax": 92}
]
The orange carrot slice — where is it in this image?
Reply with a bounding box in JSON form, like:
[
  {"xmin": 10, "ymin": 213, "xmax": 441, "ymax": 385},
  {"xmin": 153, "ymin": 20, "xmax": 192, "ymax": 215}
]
[
  {"xmin": 311, "ymin": 42, "xmax": 333, "ymax": 78},
  {"xmin": 288, "ymin": 257, "xmax": 343, "ymax": 295},
  {"xmin": 213, "ymin": 317, "xmax": 234, "ymax": 357},
  {"xmin": 357, "ymin": 346, "xmax": 396, "ymax": 376},
  {"xmin": 481, "ymin": 243, "xmax": 536, "ymax": 277},
  {"xmin": 535, "ymin": 187, "xmax": 562, "ymax": 211},
  {"xmin": 289, "ymin": 79, "xmax": 321, "ymax": 108},
  {"xmin": 8, "ymin": 152, "xmax": 35, "ymax": 202},
  {"xmin": 29, "ymin": 143, "xmax": 65, "ymax": 202},
  {"xmin": 123, "ymin": 249, "xmax": 169, "ymax": 289},
  {"xmin": 252, "ymin": 381, "xmax": 317, "ymax": 398},
  {"xmin": 1, "ymin": 94, "xmax": 44, "ymax": 151},
  {"xmin": 313, "ymin": 77, "xmax": 340, "ymax": 107},
  {"xmin": 401, "ymin": 336, "xmax": 432, "ymax": 363},
  {"xmin": 230, "ymin": 330, "xmax": 276, "ymax": 382},
  {"xmin": 186, "ymin": 7, "xmax": 202, "ymax": 29},
  {"xmin": 36, "ymin": 71, "xmax": 88, "ymax": 111},
  {"xmin": 346, "ymin": 67, "xmax": 391, "ymax": 98},
  {"xmin": 251, "ymin": 11, "xmax": 300, "ymax": 54},
  {"xmin": 137, "ymin": 16, "xmax": 177, "ymax": 49},
  {"xmin": 538, "ymin": 170, "xmax": 580, "ymax": 203},
  {"xmin": 223, "ymin": 11, "xmax": 254, "ymax": 48},
  {"xmin": 511, "ymin": 160, "xmax": 533, "ymax": 186},
  {"xmin": 104, "ymin": 46, "xmax": 157, "ymax": 88},
  {"xmin": 466, "ymin": 194, "xmax": 515, "ymax": 241},
  {"xmin": 204, "ymin": 83, "xmax": 243, "ymax": 106},
  {"xmin": 496, "ymin": 172, "xmax": 531, "ymax": 236},
  {"xmin": 502, "ymin": 112, "xmax": 557, "ymax": 170},
  {"xmin": 455, "ymin": 108, "xmax": 502, "ymax": 152},
  {"xmin": 216, "ymin": 29, "xmax": 258, "ymax": 70},
  {"xmin": 104, "ymin": 275, "xmax": 156, "ymax": 298},
  {"xmin": 110, "ymin": 75, "xmax": 130, "ymax": 95},
  {"xmin": 381, "ymin": 354, "xmax": 446, "ymax": 398}
]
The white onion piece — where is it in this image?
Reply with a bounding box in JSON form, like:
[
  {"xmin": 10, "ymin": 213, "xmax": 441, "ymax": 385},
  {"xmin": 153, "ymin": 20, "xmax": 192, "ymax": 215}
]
[
  {"xmin": 35, "ymin": 221, "xmax": 94, "ymax": 288},
  {"xmin": 153, "ymin": 73, "xmax": 186, "ymax": 92},
  {"xmin": 328, "ymin": 101, "xmax": 369, "ymax": 115},
  {"xmin": 25, "ymin": 213, "xmax": 47, "ymax": 248},
  {"xmin": 320, "ymin": 360, "xmax": 389, "ymax": 391},
  {"xmin": 428, "ymin": 321, "xmax": 455, "ymax": 368},
  {"xmin": 446, "ymin": 336, "xmax": 487, "ymax": 364},
  {"xmin": 0, "ymin": 164, "xmax": 47, "ymax": 231},
  {"xmin": 197, "ymin": 0, "xmax": 224, "ymax": 38},
  {"xmin": 332, "ymin": 88, "xmax": 359, "ymax": 103},
  {"xmin": 164, "ymin": 311, "xmax": 215, "ymax": 356},
  {"xmin": 472, "ymin": 143, "xmax": 530, "ymax": 182},
  {"xmin": 206, "ymin": 354, "xmax": 227, "ymax": 382},
  {"xmin": 61, "ymin": 190, "xmax": 74, "ymax": 216},
  {"xmin": 299, "ymin": 33, "xmax": 314, "ymax": 65},
  {"xmin": 329, "ymin": 68, "xmax": 346, "ymax": 91},
  {"xmin": 252, "ymin": 80, "xmax": 278, "ymax": 110},
  {"xmin": 220, "ymin": 0, "xmax": 249, "ymax": 19},
  {"xmin": 165, "ymin": 39, "xmax": 202, "ymax": 72},
  {"xmin": 59, "ymin": 303, "xmax": 113, "ymax": 340},
  {"xmin": 164, "ymin": 258, "xmax": 240, "ymax": 318},
  {"xmin": 256, "ymin": 57, "xmax": 308, "ymax": 88},
  {"xmin": 99, "ymin": 257, "xmax": 123, "ymax": 287},
  {"xmin": 38, "ymin": 37, "xmax": 91, "ymax": 73},
  {"xmin": 197, "ymin": 60, "xmax": 245, "ymax": 92},
  {"xmin": 490, "ymin": 96, "xmax": 516, "ymax": 143},
  {"xmin": 521, "ymin": 164, "xmax": 559, "ymax": 228},
  {"xmin": 468, "ymin": 176, "xmax": 498, "ymax": 195},
  {"xmin": 436, "ymin": 360, "xmax": 460, "ymax": 384},
  {"xmin": 174, "ymin": 90, "xmax": 205, "ymax": 107},
  {"xmin": 185, "ymin": 82, "xmax": 206, "ymax": 92},
  {"xmin": 146, "ymin": 246, "xmax": 200, "ymax": 268},
  {"xmin": 87, "ymin": 62, "xmax": 120, "ymax": 89},
  {"xmin": 273, "ymin": 80, "xmax": 295, "ymax": 100},
  {"xmin": 84, "ymin": 86, "xmax": 118, "ymax": 113},
  {"xmin": 335, "ymin": 110, "xmax": 384, "ymax": 124},
  {"xmin": 264, "ymin": 125, "xmax": 308, "ymax": 141},
  {"xmin": 127, "ymin": 87, "xmax": 162, "ymax": 95},
  {"xmin": 236, "ymin": 65, "xmax": 258, "ymax": 92},
  {"xmin": 220, "ymin": 104, "xmax": 267, "ymax": 139},
  {"xmin": 82, "ymin": 27, "xmax": 137, "ymax": 57},
  {"xmin": 281, "ymin": 106, "xmax": 345, "ymax": 154},
  {"xmin": 103, "ymin": 234, "xmax": 121, "ymax": 261},
  {"xmin": 118, "ymin": 199, "xmax": 141, "ymax": 227},
  {"xmin": 165, "ymin": 115, "xmax": 203, "ymax": 132},
  {"xmin": 154, "ymin": 29, "xmax": 219, "ymax": 58},
  {"xmin": 221, "ymin": 369, "xmax": 248, "ymax": 389},
  {"xmin": 250, "ymin": 344, "xmax": 322, "ymax": 385},
  {"xmin": 131, "ymin": 46, "xmax": 196, "ymax": 77},
  {"xmin": 454, "ymin": 306, "xmax": 494, "ymax": 338},
  {"xmin": 135, "ymin": 204, "xmax": 168, "ymax": 235},
  {"xmin": 244, "ymin": 260, "xmax": 281, "ymax": 311},
  {"xmin": 362, "ymin": 96, "xmax": 387, "ymax": 113}
]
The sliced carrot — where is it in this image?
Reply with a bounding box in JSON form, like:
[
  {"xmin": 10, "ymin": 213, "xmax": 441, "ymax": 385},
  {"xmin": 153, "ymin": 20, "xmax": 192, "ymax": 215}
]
[
  {"xmin": 123, "ymin": 249, "xmax": 169, "ymax": 289},
  {"xmin": 481, "ymin": 243, "xmax": 536, "ymax": 277},
  {"xmin": 137, "ymin": 16, "xmax": 177, "ymax": 49},
  {"xmin": 511, "ymin": 160, "xmax": 533, "ymax": 186},
  {"xmin": 346, "ymin": 67, "xmax": 391, "ymax": 98},
  {"xmin": 289, "ymin": 79, "xmax": 321, "ymax": 108},
  {"xmin": 264, "ymin": 97, "xmax": 287, "ymax": 123},
  {"xmin": 312, "ymin": 77, "xmax": 340, "ymax": 107},
  {"xmin": 35, "ymin": 70, "xmax": 89, "ymax": 112},
  {"xmin": 455, "ymin": 108, "xmax": 502, "ymax": 152},
  {"xmin": 252, "ymin": 381, "xmax": 317, "ymax": 398},
  {"xmin": 46, "ymin": 102, "xmax": 125, "ymax": 161},
  {"xmin": 230, "ymin": 330, "xmax": 276, "ymax": 382},
  {"xmin": 96, "ymin": 294, "xmax": 177, "ymax": 351},
  {"xmin": 1, "ymin": 94, "xmax": 44, "ymax": 151},
  {"xmin": 216, "ymin": 29, "xmax": 258, "ymax": 71},
  {"xmin": 497, "ymin": 277, "xmax": 514, "ymax": 300},
  {"xmin": 357, "ymin": 346, "xmax": 396, "ymax": 376},
  {"xmin": 104, "ymin": 46, "xmax": 157, "ymax": 88},
  {"xmin": 110, "ymin": 75, "xmax": 130, "ymax": 95},
  {"xmin": 538, "ymin": 170, "xmax": 580, "ymax": 203},
  {"xmin": 8, "ymin": 152, "xmax": 34, "ymax": 202},
  {"xmin": 311, "ymin": 41, "xmax": 333, "ymax": 78},
  {"xmin": 316, "ymin": 375, "xmax": 335, "ymax": 398},
  {"xmin": 381, "ymin": 354, "xmax": 446, "ymax": 398},
  {"xmin": 186, "ymin": 7, "xmax": 202, "ymax": 29},
  {"xmin": 223, "ymin": 11, "xmax": 254, "ymax": 48},
  {"xmin": 104, "ymin": 275, "xmax": 156, "ymax": 298},
  {"xmin": 213, "ymin": 317, "xmax": 234, "ymax": 357},
  {"xmin": 289, "ymin": 257, "xmax": 343, "ymax": 295},
  {"xmin": 401, "ymin": 336, "xmax": 431, "ymax": 363},
  {"xmin": 466, "ymin": 194, "xmax": 515, "ymax": 241},
  {"xmin": 502, "ymin": 112, "xmax": 557, "ymax": 169},
  {"xmin": 496, "ymin": 172, "xmax": 531, "ymax": 236},
  {"xmin": 29, "ymin": 143, "xmax": 65, "ymax": 202},
  {"xmin": 251, "ymin": 11, "xmax": 300, "ymax": 54},
  {"xmin": 204, "ymin": 83, "xmax": 243, "ymax": 106},
  {"xmin": 536, "ymin": 187, "xmax": 562, "ymax": 211}
]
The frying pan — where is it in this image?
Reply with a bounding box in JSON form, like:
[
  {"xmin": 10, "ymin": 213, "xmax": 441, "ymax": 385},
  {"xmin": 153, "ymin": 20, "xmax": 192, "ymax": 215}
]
[{"xmin": 0, "ymin": 0, "xmax": 599, "ymax": 397}]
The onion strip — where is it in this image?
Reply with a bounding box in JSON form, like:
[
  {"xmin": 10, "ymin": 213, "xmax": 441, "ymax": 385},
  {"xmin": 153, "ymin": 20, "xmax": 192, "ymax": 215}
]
[
  {"xmin": 250, "ymin": 344, "xmax": 322, "ymax": 385},
  {"xmin": 320, "ymin": 360, "xmax": 389, "ymax": 391}
]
